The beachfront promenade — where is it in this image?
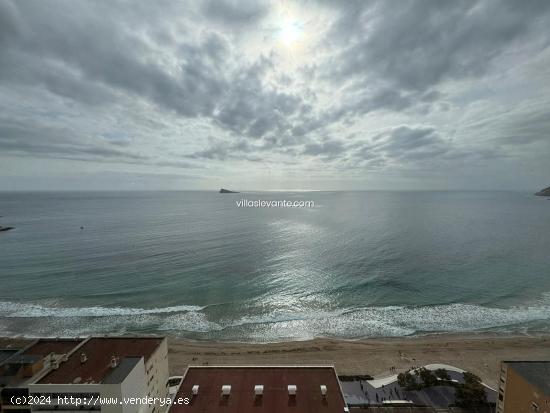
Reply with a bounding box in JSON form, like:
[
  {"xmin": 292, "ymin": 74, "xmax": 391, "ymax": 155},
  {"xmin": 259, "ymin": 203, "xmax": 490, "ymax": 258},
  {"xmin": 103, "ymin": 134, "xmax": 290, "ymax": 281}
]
[{"xmin": 341, "ymin": 364, "xmax": 496, "ymax": 408}]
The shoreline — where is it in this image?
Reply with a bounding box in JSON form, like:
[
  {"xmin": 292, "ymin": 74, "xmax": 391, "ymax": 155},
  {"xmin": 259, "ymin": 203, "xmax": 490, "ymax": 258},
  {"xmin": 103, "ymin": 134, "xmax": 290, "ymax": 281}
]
[
  {"xmin": 3, "ymin": 332, "xmax": 549, "ymax": 388},
  {"xmin": 165, "ymin": 333, "xmax": 550, "ymax": 388}
]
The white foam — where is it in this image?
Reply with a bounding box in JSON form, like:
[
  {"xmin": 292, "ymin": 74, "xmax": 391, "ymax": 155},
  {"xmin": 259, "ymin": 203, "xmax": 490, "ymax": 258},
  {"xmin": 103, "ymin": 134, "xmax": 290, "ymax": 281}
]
[
  {"xmin": 159, "ymin": 312, "xmax": 223, "ymax": 332},
  {"xmin": 200, "ymin": 300, "xmax": 550, "ymax": 341},
  {"xmin": 220, "ymin": 300, "xmax": 550, "ymax": 334},
  {"xmin": 0, "ymin": 301, "xmax": 204, "ymax": 318},
  {"xmin": 2, "ymin": 298, "xmax": 550, "ymax": 340}
]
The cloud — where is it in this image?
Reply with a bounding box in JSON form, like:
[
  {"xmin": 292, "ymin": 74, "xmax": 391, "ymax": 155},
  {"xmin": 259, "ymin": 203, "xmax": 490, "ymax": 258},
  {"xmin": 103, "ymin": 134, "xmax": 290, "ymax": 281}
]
[
  {"xmin": 0, "ymin": 120, "xmax": 143, "ymax": 161},
  {"xmin": 201, "ymin": 0, "xmax": 269, "ymax": 26},
  {"xmin": 297, "ymin": 124, "xmax": 502, "ymax": 172},
  {"xmin": 374, "ymin": 126, "xmax": 445, "ymax": 153},
  {"xmin": 0, "ymin": 0, "xmax": 21, "ymax": 42},
  {"xmin": 1, "ymin": 0, "xmax": 550, "ymax": 189},
  {"xmin": 302, "ymin": 140, "xmax": 346, "ymax": 157},
  {"xmin": 320, "ymin": 0, "xmax": 550, "ymax": 123},
  {"xmin": 211, "ymin": 56, "xmax": 307, "ymax": 139},
  {"xmin": 0, "ymin": 119, "xmax": 200, "ymax": 169},
  {"xmin": 328, "ymin": 0, "xmax": 550, "ymax": 90},
  {"xmin": 0, "ymin": 1, "xmax": 312, "ymax": 144}
]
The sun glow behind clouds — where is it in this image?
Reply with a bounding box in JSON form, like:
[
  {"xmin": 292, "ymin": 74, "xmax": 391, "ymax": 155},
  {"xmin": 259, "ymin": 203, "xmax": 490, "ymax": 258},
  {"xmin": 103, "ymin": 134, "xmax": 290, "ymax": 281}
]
[
  {"xmin": 272, "ymin": 1, "xmax": 309, "ymax": 51},
  {"xmin": 264, "ymin": 2, "xmax": 330, "ymax": 68},
  {"xmin": 278, "ymin": 19, "xmax": 304, "ymax": 48}
]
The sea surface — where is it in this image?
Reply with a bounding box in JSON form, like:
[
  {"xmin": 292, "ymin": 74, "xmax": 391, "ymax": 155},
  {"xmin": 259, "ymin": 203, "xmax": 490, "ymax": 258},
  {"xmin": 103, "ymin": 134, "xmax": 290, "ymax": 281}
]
[{"xmin": 1, "ymin": 191, "xmax": 550, "ymax": 342}]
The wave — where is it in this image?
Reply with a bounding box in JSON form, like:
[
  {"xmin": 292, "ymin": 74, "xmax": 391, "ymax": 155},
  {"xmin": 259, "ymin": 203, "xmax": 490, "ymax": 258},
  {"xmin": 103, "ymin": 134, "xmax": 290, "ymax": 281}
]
[
  {"xmin": 198, "ymin": 302, "xmax": 550, "ymax": 341},
  {"xmin": 1, "ymin": 299, "xmax": 550, "ymax": 341},
  {"xmin": 0, "ymin": 301, "xmax": 204, "ymax": 318}
]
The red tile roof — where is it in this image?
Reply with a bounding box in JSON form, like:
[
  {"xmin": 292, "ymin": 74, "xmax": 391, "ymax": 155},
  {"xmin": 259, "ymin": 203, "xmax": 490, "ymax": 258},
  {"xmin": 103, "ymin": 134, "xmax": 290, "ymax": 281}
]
[
  {"xmin": 22, "ymin": 339, "xmax": 83, "ymax": 357},
  {"xmin": 38, "ymin": 337, "xmax": 164, "ymax": 384},
  {"xmin": 170, "ymin": 366, "xmax": 347, "ymax": 413}
]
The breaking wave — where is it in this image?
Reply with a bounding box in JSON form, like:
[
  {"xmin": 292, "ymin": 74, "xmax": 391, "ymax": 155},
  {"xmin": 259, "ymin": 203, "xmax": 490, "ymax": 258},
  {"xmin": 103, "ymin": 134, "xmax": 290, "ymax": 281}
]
[
  {"xmin": 0, "ymin": 301, "xmax": 204, "ymax": 318},
  {"xmin": 1, "ymin": 299, "xmax": 550, "ymax": 341}
]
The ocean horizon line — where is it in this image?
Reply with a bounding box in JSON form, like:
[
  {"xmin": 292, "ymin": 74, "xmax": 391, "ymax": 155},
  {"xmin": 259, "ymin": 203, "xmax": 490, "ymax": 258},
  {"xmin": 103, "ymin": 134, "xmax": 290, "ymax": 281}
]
[{"xmin": 0, "ymin": 188, "xmax": 538, "ymax": 193}]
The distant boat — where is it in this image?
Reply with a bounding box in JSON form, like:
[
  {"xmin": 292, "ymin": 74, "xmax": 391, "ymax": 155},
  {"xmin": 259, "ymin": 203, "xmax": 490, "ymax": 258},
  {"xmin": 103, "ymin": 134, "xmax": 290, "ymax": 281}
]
[
  {"xmin": 0, "ymin": 226, "xmax": 14, "ymax": 232},
  {"xmin": 219, "ymin": 188, "xmax": 239, "ymax": 193}
]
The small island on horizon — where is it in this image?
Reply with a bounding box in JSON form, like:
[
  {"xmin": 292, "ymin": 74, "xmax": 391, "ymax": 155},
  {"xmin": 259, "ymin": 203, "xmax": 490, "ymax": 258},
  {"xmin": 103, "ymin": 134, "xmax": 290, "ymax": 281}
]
[
  {"xmin": 0, "ymin": 216, "xmax": 14, "ymax": 232},
  {"xmin": 219, "ymin": 188, "xmax": 239, "ymax": 193},
  {"xmin": 535, "ymin": 186, "xmax": 550, "ymax": 196}
]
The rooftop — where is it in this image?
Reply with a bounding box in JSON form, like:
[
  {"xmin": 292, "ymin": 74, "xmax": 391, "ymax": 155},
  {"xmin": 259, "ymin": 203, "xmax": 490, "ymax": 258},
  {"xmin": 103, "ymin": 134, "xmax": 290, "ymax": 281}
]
[
  {"xmin": 504, "ymin": 361, "xmax": 550, "ymax": 394},
  {"xmin": 0, "ymin": 350, "xmax": 19, "ymax": 365},
  {"xmin": 170, "ymin": 366, "xmax": 347, "ymax": 413},
  {"xmin": 2, "ymin": 354, "xmax": 42, "ymax": 365},
  {"xmin": 22, "ymin": 338, "xmax": 83, "ymax": 357},
  {"xmin": 102, "ymin": 357, "xmax": 142, "ymax": 384},
  {"xmin": 1, "ymin": 353, "xmax": 45, "ymax": 388},
  {"xmin": 38, "ymin": 337, "xmax": 164, "ymax": 384}
]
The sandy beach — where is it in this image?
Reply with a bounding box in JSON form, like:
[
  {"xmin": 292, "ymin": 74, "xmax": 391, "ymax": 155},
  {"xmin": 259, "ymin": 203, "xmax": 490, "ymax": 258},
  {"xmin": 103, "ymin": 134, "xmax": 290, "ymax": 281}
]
[
  {"xmin": 2, "ymin": 333, "xmax": 549, "ymax": 389},
  {"xmin": 164, "ymin": 334, "xmax": 550, "ymax": 388}
]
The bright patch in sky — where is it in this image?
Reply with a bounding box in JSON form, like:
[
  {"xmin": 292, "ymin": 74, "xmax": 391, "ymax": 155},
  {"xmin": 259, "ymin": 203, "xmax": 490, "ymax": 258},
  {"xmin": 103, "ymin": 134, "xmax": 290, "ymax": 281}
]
[{"xmin": 278, "ymin": 19, "xmax": 303, "ymax": 48}]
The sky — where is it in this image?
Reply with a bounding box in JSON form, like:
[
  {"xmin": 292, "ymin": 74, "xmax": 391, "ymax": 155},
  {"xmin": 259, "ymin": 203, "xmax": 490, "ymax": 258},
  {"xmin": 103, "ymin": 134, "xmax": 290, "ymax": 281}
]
[{"xmin": 1, "ymin": 0, "xmax": 549, "ymax": 191}]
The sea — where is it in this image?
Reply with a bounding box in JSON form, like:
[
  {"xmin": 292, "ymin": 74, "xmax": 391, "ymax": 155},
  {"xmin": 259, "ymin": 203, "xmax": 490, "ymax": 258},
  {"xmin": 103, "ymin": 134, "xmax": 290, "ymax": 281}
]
[{"xmin": 1, "ymin": 190, "xmax": 549, "ymax": 342}]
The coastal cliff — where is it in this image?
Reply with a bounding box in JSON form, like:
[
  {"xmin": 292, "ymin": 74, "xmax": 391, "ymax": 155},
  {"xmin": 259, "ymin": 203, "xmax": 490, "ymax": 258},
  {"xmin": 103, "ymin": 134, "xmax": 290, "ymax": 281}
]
[{"xmin": 535, "ymin": 186, "xmax": 550, "ymax": 196}]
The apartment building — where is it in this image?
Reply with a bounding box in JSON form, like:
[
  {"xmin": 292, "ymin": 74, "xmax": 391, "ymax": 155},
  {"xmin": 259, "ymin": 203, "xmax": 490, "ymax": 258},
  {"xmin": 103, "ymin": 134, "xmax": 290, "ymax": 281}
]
[
  {"xmin": 497, "ymin": 361, "xmax": 550, "ymax": 413},
  {"xmin": 28, "ymin": 337, "xmax": 168, "ymax": 413},
  {"xmin": 0, "ymin": 339, "xmax": 84, "ymax": 413},
  {"xmin": 169, "ymin": 365, "xmax": 349, "ymax": 413}
]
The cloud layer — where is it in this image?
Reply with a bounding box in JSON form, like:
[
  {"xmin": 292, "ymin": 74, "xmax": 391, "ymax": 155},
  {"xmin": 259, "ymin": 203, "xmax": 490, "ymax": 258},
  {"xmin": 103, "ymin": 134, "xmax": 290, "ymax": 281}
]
[{"xmin": 1, "ymin": 0, "xmax": 549, "ymax": 190}]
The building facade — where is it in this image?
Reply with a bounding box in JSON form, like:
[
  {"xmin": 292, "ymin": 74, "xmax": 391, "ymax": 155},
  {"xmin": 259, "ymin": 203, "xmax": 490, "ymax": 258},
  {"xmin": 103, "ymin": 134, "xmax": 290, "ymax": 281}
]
[
  {"xmin": 497, "ymin": 361, "xmax": 550, "ymax": 413},
  {"xmin": 1, "ymin": 339, "xmax": 84, "ymax": 413},
  {"xmin": 1, "ymin": 337, "xmax": 168, "ymax": 413}
]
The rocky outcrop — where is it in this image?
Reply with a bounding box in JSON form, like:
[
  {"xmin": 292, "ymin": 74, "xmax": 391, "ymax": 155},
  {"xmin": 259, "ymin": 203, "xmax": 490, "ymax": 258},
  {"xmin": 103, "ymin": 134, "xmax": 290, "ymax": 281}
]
[{"xmin": 535, "ymin": 186, "xmax": 550, "ymax": 196}]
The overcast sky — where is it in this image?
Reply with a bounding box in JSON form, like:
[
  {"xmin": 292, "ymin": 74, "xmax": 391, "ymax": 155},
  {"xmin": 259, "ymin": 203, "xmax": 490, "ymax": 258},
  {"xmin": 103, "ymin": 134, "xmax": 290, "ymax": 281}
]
[{"xmin": 1, "ymin": 0, "xmax": 549, "ymax": 191}]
